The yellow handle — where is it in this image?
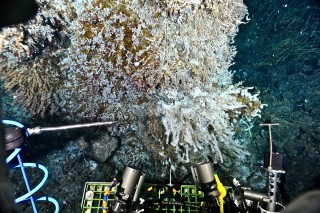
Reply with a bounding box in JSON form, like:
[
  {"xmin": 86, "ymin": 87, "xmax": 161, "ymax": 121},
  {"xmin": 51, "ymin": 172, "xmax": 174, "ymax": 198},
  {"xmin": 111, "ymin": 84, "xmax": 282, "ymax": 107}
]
[{"xmin": 214, "ymin": 173, "xmax": 226, "ymax": 213}]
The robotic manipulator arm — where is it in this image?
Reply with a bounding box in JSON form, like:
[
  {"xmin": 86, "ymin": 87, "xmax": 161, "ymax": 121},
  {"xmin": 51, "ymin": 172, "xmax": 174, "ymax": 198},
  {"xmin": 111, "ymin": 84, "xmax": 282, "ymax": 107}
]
[
  {"xmin": 109, "ymin": 162, "xmax": 273, "ymax": 213},
  {"xmin": 110, "ymin": 166, "xmax": 145, "ymax": 213}
]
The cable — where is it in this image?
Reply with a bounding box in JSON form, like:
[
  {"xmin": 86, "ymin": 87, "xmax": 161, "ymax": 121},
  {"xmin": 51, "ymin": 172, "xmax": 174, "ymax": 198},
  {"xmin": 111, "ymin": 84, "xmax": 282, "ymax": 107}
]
[
  {"xmin": 102, "ymin": 178, "xmax": 117, "ymax": 213},
  {"xmin": 0, "ymin": 103, "xmax": 18, "ymax": 213},
  {"xmin": 12, "ymin": 162, "xmax": 49, "ymax": 203},
  {"xmin": 36, "ymin": 196, "xmax": 59, "ymax": 213},
  {"xmin": 3, "ymin": 119, "xmax": 59, "ymax": 213}
]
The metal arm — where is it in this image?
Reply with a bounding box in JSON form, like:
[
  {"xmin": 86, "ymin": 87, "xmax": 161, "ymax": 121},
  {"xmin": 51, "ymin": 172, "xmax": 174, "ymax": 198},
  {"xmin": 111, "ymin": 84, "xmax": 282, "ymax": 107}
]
[{"xmin": 27, "ymin": 121, "xmax": 117, "ymax": 136}]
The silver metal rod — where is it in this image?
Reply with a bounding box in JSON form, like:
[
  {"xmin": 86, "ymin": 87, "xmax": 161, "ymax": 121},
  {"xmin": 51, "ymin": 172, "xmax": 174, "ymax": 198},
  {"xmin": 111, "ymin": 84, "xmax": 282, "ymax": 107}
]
[
  {"xmin": 41, "ymin": 121, "xmax": 117, "ymax": 131},
  {"xmin": 27, "ymin": 121, "xmax": 117, "ymax": 135},
  {"xmin": 243, "ymin": 189, "xmax": 270, "ymax": 203},
  {"xmin": 260, "ymin": 123, "xmax": 279, "ymax": 168}
]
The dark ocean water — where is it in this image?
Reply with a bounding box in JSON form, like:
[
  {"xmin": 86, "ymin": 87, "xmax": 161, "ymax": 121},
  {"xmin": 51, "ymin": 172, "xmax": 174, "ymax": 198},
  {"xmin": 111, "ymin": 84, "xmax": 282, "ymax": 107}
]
[{"xmin": 232, "ymin": 0, "xmax": 320, "ymax": 202}]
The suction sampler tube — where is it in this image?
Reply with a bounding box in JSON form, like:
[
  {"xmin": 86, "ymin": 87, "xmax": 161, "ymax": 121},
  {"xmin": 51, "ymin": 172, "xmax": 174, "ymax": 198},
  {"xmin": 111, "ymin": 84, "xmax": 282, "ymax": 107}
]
[
  {"xmin": 191, "ymin": 162, "xmax": 227, "ymax": 212},
  {"xmin": 111, "ymin": 166, "xmax": 145, "ymax": 213},
  {"xmin": 191, "ymin": 162, "xmax": 219, "ymax": 199},
  {"xmin": 27, "ymin": 121, "xmax": 117, "ymax": 136}
]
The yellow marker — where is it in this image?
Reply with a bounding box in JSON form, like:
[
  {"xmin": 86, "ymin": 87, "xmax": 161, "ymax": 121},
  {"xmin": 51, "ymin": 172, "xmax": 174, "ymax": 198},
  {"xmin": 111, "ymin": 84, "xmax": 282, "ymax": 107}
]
[
  {"xmin": 214, "ymin": 173, "xmax": 227, "ymax": 213},
  {"xmin": 148, "ymin": 187, "xmax": 153, "ymax": 192}
]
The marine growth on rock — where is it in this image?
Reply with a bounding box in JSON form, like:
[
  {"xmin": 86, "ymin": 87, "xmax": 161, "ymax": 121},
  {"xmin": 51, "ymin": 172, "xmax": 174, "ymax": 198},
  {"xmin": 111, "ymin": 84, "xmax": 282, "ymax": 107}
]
[{"xmin": 0, "ymin": 0, "xmax": 263, "ymax": 174}]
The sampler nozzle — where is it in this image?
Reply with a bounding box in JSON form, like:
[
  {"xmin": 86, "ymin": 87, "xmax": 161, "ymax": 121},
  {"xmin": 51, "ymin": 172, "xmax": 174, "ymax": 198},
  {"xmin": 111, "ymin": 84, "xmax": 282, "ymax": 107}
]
[{"xmin": 27, "ymin": 121, "xmax": 117, "ymax": 136}]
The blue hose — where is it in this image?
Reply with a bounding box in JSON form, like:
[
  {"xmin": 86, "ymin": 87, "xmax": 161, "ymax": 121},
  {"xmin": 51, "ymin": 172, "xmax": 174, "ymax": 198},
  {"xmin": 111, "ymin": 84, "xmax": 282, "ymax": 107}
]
[
  {"xmin": 36, "ymin": 197, "xmax": 60, "ymax": 213},
  {"xmin": 2, "ymin": 119, "xmax": 59, "ymax": 213},
  {"xmin": 6, "ymin": 148, "xmax": 21, "ymax": 163},
  {"xmin": 1, "ymin": 119, "xmax": 28, "ymax": 136},
  {"xmin": 13, "ymin": 162, "xmax": 48, "ymax": 203}
]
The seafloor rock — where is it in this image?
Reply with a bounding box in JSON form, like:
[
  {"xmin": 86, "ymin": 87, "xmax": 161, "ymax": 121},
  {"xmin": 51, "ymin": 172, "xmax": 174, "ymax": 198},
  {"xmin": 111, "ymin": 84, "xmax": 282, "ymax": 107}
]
[{"xmin": 90, "ymin": 133, "xmax": 119, "ymax": 162}]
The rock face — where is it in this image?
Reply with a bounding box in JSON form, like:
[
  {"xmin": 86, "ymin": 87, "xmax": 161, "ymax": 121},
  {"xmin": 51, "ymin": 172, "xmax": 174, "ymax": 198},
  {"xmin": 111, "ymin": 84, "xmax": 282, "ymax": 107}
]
[
  {"xmin": 90, "ymin": 133, "xmax": 118, "ymax": 162},
  {"xmin": 0, "ymin": 0, "xmax": 261, "ymax": 176}
]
